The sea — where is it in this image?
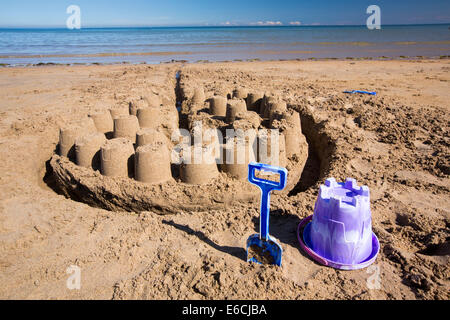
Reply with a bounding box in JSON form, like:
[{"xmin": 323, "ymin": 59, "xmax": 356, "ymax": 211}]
[{"xmin": 0, "ymin": 24, "xmax": 449, "ymax": 66}]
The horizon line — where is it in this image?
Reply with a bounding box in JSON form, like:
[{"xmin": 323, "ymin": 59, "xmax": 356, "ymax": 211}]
[{"xmin": 0, "ymin": 22, "xmax": 449, "ymax": 29}]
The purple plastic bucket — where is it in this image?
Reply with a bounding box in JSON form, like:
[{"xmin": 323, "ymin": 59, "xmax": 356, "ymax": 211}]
[{"xmin": 298, "ymin": 178, "xmax": 379, "ymax": 270}]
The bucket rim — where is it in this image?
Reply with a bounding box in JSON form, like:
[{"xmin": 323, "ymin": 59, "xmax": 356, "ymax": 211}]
[{"xmin": 297, "ymin": 215, "xmax": 380, "ymax": 270}]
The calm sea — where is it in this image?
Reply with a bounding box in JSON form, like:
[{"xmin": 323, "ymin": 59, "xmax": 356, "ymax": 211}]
[{"xmin": 0, "ymin": 25, "xmax": 449, "ymax": 66}]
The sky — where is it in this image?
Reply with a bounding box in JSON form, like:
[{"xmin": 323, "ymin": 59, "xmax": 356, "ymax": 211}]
[{"xmin": 0, "ymin": 0, "xmax": 449, "ymax": 27}]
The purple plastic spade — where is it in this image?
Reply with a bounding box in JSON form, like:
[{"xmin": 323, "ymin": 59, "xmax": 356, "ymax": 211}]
[{"xmin": 298, "ymin": 178, "xmax": 379, "ymax": 270}]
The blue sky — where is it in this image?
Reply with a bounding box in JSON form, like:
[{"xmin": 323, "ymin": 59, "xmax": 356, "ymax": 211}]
[{"xmin": 1, "ymin": 0, "xmax": 449, "ymax": 27}]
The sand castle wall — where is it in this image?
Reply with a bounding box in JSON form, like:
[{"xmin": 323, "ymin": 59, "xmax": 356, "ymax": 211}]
[
  {"xmin": 233, "ymin": 111, "xmax": 261, "ymax": 129},
  {"xmin": 144, "ymin": 92, "xmax": 162, "ymax": 107}
]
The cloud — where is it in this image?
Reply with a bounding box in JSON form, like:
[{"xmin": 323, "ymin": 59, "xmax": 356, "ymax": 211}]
[
  {"xmin": 289, "ymin": 21, "xmax": 302, "ymax": 25},
  {"xmin": 252, "ymin": 21, "xmax": 283, "ymax": 26},
  {"xmin": 220, "ymin": 21, "xmax": 237, "ymax": 26}
]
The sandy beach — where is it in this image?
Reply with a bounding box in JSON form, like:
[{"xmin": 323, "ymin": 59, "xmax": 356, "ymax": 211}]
[{"xmin": 0, "ymin": 58, "xmax": 448, "ymax": 300}]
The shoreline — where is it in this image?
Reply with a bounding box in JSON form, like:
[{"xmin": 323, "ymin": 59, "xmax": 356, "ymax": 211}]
[{"xmin": 1, "ymin": 54, "xmax": 449, "ymax": 68}]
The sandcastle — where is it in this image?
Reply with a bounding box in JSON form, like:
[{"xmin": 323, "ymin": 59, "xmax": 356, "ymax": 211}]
[
  {"xmin": 209, "ymin": 96, "xmax": 227, "ymax": 117},
  {"xmin": 109, "ymin": 106, "xmax": 129, "ymax": 120},
  {"xmin": 225, "ymin": 99, "xmax": 247, "ymax": 123},
  {"xmin": 246, "ymin": 92, "xmax": 264, "ymax": 112},
  {"xmin": 50, "ymin": 81, "xmax": 309, "ymax": 213},
  {"xmin": 135, "ymin": 142, "xmax": 172, "ymax": 184},
  {"xmin": 75, "ymin": 132, "xmax": 106, "ymax": 170},
  {"xmin": 58, "ymin": 118, "xmax": 97, "ymax": 160},
  {"xmin": 180, "ymin": 144, "xmax": 219, "ymax": 185},
  {"xmin": 113, "ymin": 115, "xmax": 140, "ymax": 143},
  {"xmin": 101, "ymin": 138, "xmax": 135, "ymax": 178},
  {"xmin": 88, "ymin": 111, "xmax": 113, "ymax": 134}
]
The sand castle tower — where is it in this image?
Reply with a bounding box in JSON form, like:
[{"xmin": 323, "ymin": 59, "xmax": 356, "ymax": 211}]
[
  {"xmin": 135, "ymin": 142, "xmax": 172, "ymax": 184},
  {"xmin": 59, "ymin": 118, "xmax": 97, "ymax": 159},
  {"xmin": 136, "ymin": 128, "xmax": 169, "ymax": 148},
  {"xmin": 129, "ymin": 98, "xmax": 149, "ymax": 116},
  {"xmin": 257, "ymin": 129, "xmax": 287, "ymax": 168},
  {"xmin": 232, "ymin": 87, "xmax": 248, "ymax": 100},
  {"xmin": 213, "ymin": 87, "xmax": 231, "ymax": 100},
  {"xmin": 100, "ymin": 138, "xmax": 135, "ymax": 178},
  {"xmin": 246, "ymin": 92, "xmax": 264, "ymax": 112},
  {"xmin": 88, "ymin": 111, "xmax": 114, "ymax": 134},
  {"xmin": 136, "ymin": 105, "xmax": 179, "ymax": 142},
  {"xmin": 136, "ymin": 106, "xmax": 160, "ymax": 129},
  {"xmin": 272, "ymin": 109, "xmax": 304, "ymax": 159},
  {"xmin": 74, "ymin": 132, "xmax": 107, "ymax": 170},
  {"xmin": 192, "ymin": 87, "xmax": 205, "ymax": 105},
  {"xmin": 180, "ymin": 144, "xmax": 219, "ymax": 185},
  {"xmin": 221, "ymin": 133, "xmax": 257, "ymax": 180},
  {"xmin": 109, "ymin": 106, "xmax": 129, "ymax": 120},
  {"xmin": 113, "ymin": 115, "xmax": 140, "ymax": 143},
  {"xmin": 225, "ymin": 99, "xmax": 247, "ymax": 123},
  {"xmin": 268, "ymin": 100, "xmax": 287, "ymax": 125},
  {"xmin": 209, "ymin": 95, "xmax": 228, "ymax": 117},
  {"xmin": 260, "ymin": 95, "xmax": 279, "ymax": 118}
]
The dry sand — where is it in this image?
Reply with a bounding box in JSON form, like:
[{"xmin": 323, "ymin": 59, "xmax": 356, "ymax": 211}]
[{"xmin": 0, "ymin": 59, "xmax": 448, "ymax": 299}]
